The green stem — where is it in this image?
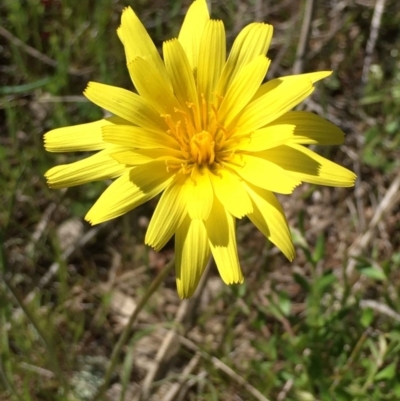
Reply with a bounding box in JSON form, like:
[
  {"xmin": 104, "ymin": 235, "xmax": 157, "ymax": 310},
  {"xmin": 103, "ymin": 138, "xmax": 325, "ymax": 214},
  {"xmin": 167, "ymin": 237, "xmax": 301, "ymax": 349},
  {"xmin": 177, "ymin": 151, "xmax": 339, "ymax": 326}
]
[{"xmin": 92, "ymin": 258, "xmax": 175, "ymax": 401}]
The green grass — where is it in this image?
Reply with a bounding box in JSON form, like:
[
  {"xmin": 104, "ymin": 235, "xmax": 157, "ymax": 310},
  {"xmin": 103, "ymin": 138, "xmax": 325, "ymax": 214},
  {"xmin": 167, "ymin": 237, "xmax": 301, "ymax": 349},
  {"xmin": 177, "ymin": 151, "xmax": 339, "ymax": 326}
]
[{"xmin": 1, "ymin": 0, "xmax": 400, "ymax": 400}]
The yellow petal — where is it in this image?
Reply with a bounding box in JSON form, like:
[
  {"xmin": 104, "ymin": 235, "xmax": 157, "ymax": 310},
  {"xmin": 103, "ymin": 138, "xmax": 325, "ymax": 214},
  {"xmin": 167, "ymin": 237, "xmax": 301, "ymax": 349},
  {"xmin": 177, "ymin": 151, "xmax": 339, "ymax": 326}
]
[
  {"xmin": 261, "ymin": 144, "xmax": 357, "ymax": 187},
  {"xmin": 146, "ymin": 176, "xmax": 188, "ymax": 251},
  {"xmin": 226, "ymin": 154, "xmax": 301, "ymax": 194},
  {"xmin": 209, "ymin": 168, "xmax": 252, "ymax": 218},
  {"xmin": 186, "ymin": 166, "xmax": 214, "ymax": 220},
  {"xmin": 163, "ymin": 39, "xmax": 200, "ymax": 128},
  {"xmin": 217, "ymin": 22, "xmax": 273, "ymax": 96},
  {"xmin": 85, "ymin": 162, "xmax": 174, "ymax": 224},
  {"xmin": 252, "ymin": 71, "xmax": 331, "ymax": 100},
  {"xmin": 197, "ymin": 20, "xmax": 226, "ymax": 107},
  {"xmin": 218, "ymin": 55, "xmax": 270, "ymax": 127},
  {"xmin": 111, "ymin": 149, "xmax": 184, "ymax": 166},
  {"xmin": 178, "ymin": 0, "xmax": 210, "ymax": 71},
  {"xmin": 232, "ymin": 76, "xmax": 314, "ymax": 136},
  {"xmin": 175, "ymin": 215, "xmax": 210, "ymax": 298},
  {"xmin": 102, "ymin": 125, "xmax": 179, "ymax": 150},
  {"xmin": 244, "ymin": 182, "xmax": 295, "ymax": 261},
  {"xmin": 205, "ymin": 198, "xmax": 243, "ymax": 284},
  {"xmin": 118, "ymin": 7, "xmax": 171, "ymax": 89},
  {"xmin": 237, "ymin": 124, "xmax": 294, "ymax": 152},
  {"xmin": 84, "ymin": 82, "xmax": 166, "ymax": 131},
  {"xmin": 298, "ymin": 71, "xmax": 332, "ymax": 84},
  {"xmin": 44, "ymin": 117, "xmax": 128, "ymax": 153},
  {"xmin": 127, "ymin": 57, "xmax": 181, "ymax": 118},
  {"xmin": 45, "ymin": 147, "xmax": 126, "ymax": 189},
  {"xmin": 271, "ymin": 111, "xmax": 345, "ymax": 145}
]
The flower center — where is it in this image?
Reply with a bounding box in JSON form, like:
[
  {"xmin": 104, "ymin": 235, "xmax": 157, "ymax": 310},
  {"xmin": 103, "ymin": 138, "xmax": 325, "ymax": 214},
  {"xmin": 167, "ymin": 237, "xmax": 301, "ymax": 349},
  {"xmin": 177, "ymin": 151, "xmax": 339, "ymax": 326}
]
[{"xmin": 190, "ymin": 131, "xmax": 215, "ymax": 165}]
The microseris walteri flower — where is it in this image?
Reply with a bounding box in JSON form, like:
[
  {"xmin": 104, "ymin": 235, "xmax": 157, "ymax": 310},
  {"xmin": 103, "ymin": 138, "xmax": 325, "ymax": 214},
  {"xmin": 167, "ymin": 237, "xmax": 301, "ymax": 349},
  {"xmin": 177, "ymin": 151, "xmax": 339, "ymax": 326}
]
[{"xmin": 44, "ymin": 0, "xmax": 356, "ymax": 298}]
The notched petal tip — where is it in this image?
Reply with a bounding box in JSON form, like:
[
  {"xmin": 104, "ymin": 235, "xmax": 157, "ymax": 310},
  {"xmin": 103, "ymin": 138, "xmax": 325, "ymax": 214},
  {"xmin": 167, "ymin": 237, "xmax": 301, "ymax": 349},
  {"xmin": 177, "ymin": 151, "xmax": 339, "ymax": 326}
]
[
  {"xmin": 43, "ymin": 133, "xmax": 51, "ymax": 150},
  {"xmin": 286, "ymin": 247, "xmax": 296, "ymax": 262},
  {"xmin": 84, "ymin": 209, "xmax": 103, "ymax": 226},
  {"xmin": 120, "ymin": 6, "xmax": 135, "ymax": 22},
  {"xmin": 144, "ymin": 238, "xmax": 163, "ymax": 253},
  {"xmin": 348, "ymin": 172, "xmax": 357, "ymax": 186},
  {"xmin": 176, "ymin": 279, "xmax": 195, "ymax": 299},
  {"xmin": 44, "ymin": 168, "xmax": 63, "ymax": 189},
  {"xmin": 83, "ymin": 82, "xmax": 93, "ymax": 97}
]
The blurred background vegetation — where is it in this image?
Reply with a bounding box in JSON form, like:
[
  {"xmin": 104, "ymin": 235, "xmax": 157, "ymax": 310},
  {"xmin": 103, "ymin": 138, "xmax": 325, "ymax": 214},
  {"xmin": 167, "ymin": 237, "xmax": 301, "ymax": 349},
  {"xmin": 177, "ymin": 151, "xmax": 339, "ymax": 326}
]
[{"xmin": 1, "ymin": 0, "xmax": 400, "ymax": 400}]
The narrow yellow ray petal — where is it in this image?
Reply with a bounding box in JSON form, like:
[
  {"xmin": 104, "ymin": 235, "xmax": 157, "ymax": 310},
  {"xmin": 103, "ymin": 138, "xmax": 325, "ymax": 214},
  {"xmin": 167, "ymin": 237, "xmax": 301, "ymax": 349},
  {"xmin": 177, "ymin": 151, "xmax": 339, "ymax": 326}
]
[
  {"xmin": 217, "ymin": 22, "xmax": 273, "ymax": 96},
  {"xmin": 197, "ymin": 20, "xmax": 226, "ymax": 108},
  {"xmin": 175, "ymin": 215, "xmax": 210, "ymax": 298},
  {"xmin": 298, "ymin": 71, "xmax": 332, "ymax": 84},
  {"xmin": 218, "ymin": 55, "xmax": 270, "ymax": 127},
  {"xmin": 205, "ymin": 198, "xmax": 243, "ymax": 285},
  {"xmin": 85, "ymin": 162, "xmax": 174, "ymax": 225},
  {"xmin": 232, "ymin": 77, "xmax": 314, "ymax": 136},
  {"xmin": 270, "ymin": 111, "xmax": 345, "ymax": 145},
  {"xmin": 238, "ymin": 124, "xmax": 294, "ymax": 152},
  {"xmin": 127, "ymin": 57, "xmax": 182, "ymax": 118},
  {"xmin": 163, "ymin": 39, "xmax": 200, "ymax": 128},
  {"xmin": 146, "ymin": 176, "xmax": 188, "ymax": 251},
  {"xmin": 102, "ymin": 125, "xmax": 179, "ymax": 150},
  {"xmin": 119, "ymin": 6, "xmax": 172, "ymax": 89},
  {"xmin": 84, "ymin": 82, "xmax": 166, "ymax": 131},
  {"xmin": 244, "ymin": 183, "xmax": 295, "ymax": 261},
  {"xmin": 260, "ymin": 144, "xmax": 357, "ymax": 187},
  {"xmin": 252, "ymin": 71, "xmax": 331, "ymax": 100},
  {"xmin": 111, "ymin": 149, "xmax": 184, "ymax": 166},
  {"xmin": 186, "ymin": 166, "xmax": 214, "ymax": 220},
  {"xmin": 178, "ymin": 0, "xmax": 210, "ymax": 71},
  {"xmin": 226, "ymin": 154, "xmax": 301, "ymax": 194},
  {"xmin": 45, "ymin": 117, "xmax": 129, "ymax": 153},
  {"xmin": 209, "ymin": 168, "xmax": 252, "ymax": 218},
  {"xmin": 45, "ymin": 147, "xmax": 126, "ymax": 189}
]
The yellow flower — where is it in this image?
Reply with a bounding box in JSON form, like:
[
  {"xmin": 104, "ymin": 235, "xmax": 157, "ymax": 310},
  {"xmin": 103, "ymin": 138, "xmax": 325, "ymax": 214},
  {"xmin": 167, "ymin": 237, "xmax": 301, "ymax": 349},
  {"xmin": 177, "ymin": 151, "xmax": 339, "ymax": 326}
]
[{"xmin": 45, "ymin": 0, "xmax": 356, "ymax": 298}]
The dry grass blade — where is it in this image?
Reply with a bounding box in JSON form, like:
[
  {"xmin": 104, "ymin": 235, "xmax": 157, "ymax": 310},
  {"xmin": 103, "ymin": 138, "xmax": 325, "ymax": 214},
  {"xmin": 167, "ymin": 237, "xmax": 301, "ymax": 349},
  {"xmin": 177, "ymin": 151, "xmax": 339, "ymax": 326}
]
[
  {"xmin": 179, "ymin": 336, "xmax": 272, "ymax": 401},
  {"xmin": 138, "ymin": 259, "xmax": 212, "ymax": 401},
  {"xmin": 161, "ymin": 352, "xmax": 201, "ymax": 401},
  {"xmin": 347, "ymin": 172, "xmax": 400, "ymax": 276},
  {"xmin": 360, "ymin": 300, "xmax": 400, "ymax": 323},
  {"xmin": 20, "ymin": 223, "xmax": 109, "ymax": 309}
]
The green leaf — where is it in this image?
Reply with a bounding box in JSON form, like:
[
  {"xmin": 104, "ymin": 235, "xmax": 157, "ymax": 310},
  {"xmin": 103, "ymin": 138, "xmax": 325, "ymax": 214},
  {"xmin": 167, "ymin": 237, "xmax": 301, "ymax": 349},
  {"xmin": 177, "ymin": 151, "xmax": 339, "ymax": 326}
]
[
  {"xmin": 312, "ymin": 234, "xmax": 325, "ymax": 263},
  {"xmin": 360, "ymin": 307, "xmax": 374, "ymax": 328},
  {"xmin": 0, "ymin": 76, "xmax": 55, "ymax": 95},
  {"xmin": 358, "ymin": 266, "xmax": 387, "ymax": 281},
  {"xmin": 278, "ymin": 291, "xmax": 291, "ymax": 316},
  {"xmin": 315, "ymin": 273, "xmax": 337, "ymax": 292},
  {"xmin": 374, "ymin": 362, "xmax": 396, "ymax": 381},
  {"xmin": 293, "ymin": 272, "xmax": 310, "ymax": 292}
]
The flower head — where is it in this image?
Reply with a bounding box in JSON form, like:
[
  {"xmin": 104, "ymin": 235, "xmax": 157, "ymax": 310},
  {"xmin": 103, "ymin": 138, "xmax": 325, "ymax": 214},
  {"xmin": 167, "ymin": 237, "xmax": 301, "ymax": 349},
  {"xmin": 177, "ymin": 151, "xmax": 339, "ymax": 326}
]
[{"xmin": 45, "ymin": 0, "xmax": 356, "ymax": 298}]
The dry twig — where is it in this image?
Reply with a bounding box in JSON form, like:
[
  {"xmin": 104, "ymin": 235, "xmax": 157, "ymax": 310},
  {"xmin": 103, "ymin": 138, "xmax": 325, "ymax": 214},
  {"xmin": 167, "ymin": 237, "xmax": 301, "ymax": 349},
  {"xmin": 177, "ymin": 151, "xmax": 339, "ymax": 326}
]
[
  {"xmin": 0, "ymin": 26, "xmax": 92, "ymax": 76},
  {"xmin": 293, "ymin": 0, "xmax": 316, "ymax": 74},
  {"xmin": 362, "ymin": 0, "xmax": 387, "ymax": 86},
  {"xmin": 161, "ymin": 353, "xmax": 202, "ymax": 401}
]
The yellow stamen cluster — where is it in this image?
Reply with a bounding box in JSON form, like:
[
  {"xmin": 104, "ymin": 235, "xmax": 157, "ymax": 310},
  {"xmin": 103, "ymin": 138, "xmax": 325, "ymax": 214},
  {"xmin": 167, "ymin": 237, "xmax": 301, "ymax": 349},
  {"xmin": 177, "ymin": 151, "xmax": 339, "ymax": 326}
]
[
  {"xmin": 161, "ymin": 94, "xmax": 237, "ymax": 175},
  {"xmin": 190, "ymin": 131, "xmax": 215, "ymax": 164}
]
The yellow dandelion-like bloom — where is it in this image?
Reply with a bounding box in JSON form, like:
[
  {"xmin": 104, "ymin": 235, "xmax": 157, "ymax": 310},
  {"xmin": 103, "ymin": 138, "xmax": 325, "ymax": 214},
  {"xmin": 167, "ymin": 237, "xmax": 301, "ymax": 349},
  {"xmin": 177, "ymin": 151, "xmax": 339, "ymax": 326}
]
[{"xmin": 45, "ymin": 0, "xmax": 356, "ymax": 298}]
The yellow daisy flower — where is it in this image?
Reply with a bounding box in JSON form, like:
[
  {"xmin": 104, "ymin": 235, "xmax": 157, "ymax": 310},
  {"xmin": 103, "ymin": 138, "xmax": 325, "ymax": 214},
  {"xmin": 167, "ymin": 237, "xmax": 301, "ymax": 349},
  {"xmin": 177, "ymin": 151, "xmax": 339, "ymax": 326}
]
[{"xmin": 44, "ymin": 0, "xmax": 356, "ymax": 298}]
